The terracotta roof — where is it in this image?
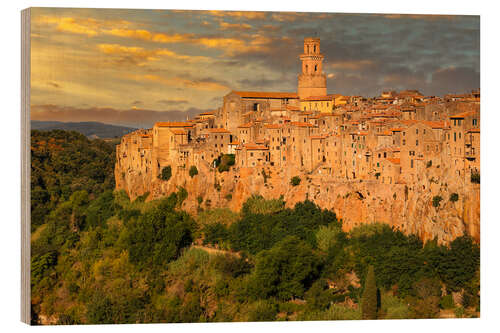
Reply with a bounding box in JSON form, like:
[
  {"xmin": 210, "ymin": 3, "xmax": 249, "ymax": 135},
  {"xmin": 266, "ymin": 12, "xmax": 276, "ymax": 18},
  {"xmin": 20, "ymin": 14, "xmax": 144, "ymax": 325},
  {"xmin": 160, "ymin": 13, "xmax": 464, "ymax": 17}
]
[
  {"xmin": 265, "ymin": 124, "xmax": 283, "ymax": 129},
  {"xmin": 155, "ymin": 122, "xmax": 194, "ymax": 128},
  {"xmin": 238, "ymin": 122, "xmax": 253, "ymax": 128},
  {"xmin": 391, "ymin": 128, "xmax": 403, "ymax": 132},
  {"xmin": 229, "ymin": 141, "xmax": 240, "ymax": 145},
  {"xmin": 422, "ymin": 121, "xmax": 446, "ymax": 129},
  {"xmin": 301, "ymin": 111, "xmax": 313, "ymax": 115},
  {"xmin": 450, "ymin": 111, "xmax": 476, "ymax": 119},
  {"xmin": 386, "ymin": 158, "xmax": 401, "ymax": 165},
  {"xmin": 310, "ymin": 135, "xmax": 327, "ymax": 140},
  {"xmin": 300, "ymin": 95, "xmax": 332, "ymax": 101},
  {"xmin": 291, "ymin": 122, "xmax": 314, "ymax": 128},
  {"xmin": 233, "ymin": 91, "xmax": 298, "ymax": 99},
  {"xmin": 199, "ymin": 111, "xmax": 215, "ymax": 116},
  {"xmin": 467, "ymin": 128, "xmax": 480, "ymax": 133},
  {"xmin": 377, "ymin": 130, "xmax": 393, "ymax": 136},
  {"xmin": 206, "ymin": 128, "xmax": 230, "ymax": 134},
  {"xmin": 286, "ymin": 105, "xmax": 301, "ymax": 111}
]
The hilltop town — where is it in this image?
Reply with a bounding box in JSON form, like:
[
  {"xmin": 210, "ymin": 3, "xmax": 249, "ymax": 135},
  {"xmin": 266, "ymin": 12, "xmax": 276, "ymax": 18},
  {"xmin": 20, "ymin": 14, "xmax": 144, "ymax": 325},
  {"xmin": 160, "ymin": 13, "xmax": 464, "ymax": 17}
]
[{"xmin": 115, "ymin": 37, "xmax": 480, "ymax": 244}]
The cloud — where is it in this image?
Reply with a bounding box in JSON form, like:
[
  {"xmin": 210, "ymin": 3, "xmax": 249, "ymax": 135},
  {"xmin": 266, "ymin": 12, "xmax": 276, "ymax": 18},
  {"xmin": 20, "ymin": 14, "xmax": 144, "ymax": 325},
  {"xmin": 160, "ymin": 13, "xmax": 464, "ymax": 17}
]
[
  {"xmin": 328, "ymin": 60, "xmax": 375, "ymax": 70},
  {"xmin": 31, "ymin": 104, "xmax": 210, "ymax": 128},
  {"xmin": 97, "ymin": 44, "xmax": 209, "ymax": 65},
  {"xmin": 428, "ymin": 66, "xmax": 480, "ymax": 95},
  {"xmin": 134, "ymin": 74, "xmax": 230, "ymax": 92},
  {"xmin": 157, "ymin": 99, "xmax": 189, "ymax": 106},
  {"xmin": 36, "ymin": 15, "xmax": 131, "ymax": 37},
  {"xmin": 205, "ymin": 10, "xmax": 267, "ymax": 20},
  {"xmin": 219, "ymin": 21, "xmax": 252, "ymax": 31}
]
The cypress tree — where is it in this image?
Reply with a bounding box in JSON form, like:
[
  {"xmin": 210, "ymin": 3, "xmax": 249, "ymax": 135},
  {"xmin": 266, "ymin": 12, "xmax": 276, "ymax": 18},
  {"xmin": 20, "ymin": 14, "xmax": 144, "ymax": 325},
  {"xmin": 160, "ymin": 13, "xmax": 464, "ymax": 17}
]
[{"xmin": 362, "ymin": 265, "xmax": 378, "ymax": 319}]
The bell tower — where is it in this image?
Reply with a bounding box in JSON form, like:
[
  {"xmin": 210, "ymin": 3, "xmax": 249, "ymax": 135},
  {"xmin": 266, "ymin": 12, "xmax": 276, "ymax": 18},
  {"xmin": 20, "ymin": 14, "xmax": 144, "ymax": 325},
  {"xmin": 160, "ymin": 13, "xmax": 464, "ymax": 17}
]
[{"xmin": 297, "ymin": 37, "xmax": 327, "ymax": 99}]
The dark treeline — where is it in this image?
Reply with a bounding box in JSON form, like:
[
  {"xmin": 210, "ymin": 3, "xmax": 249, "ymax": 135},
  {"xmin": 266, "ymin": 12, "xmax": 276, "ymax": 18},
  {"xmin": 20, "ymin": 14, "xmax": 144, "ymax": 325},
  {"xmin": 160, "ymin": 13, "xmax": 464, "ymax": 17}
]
[{"xmin": 30, "ymin": 130, "xmax": 480, "ymax": 324}]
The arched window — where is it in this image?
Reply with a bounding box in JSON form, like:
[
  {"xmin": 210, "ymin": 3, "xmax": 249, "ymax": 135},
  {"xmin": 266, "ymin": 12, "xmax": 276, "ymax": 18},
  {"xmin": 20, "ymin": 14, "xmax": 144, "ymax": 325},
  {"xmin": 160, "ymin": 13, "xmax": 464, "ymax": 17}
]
[
  {"xmin": 305, "ymin": 64, "xmax": 308, "ymax": 73},
  {"xmin": 314, "ymin": 45, "xmax": 316, "ymax": 52},
  {"xmin": 315, "ymin": 64, "xmax": 317, "ymax": 72}
]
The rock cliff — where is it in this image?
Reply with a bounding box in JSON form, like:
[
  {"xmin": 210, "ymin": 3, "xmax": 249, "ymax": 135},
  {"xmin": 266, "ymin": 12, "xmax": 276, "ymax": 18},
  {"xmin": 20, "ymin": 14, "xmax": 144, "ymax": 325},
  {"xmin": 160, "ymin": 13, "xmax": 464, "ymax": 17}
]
[{"xmin": 115, "ymin": 160, "xmax": 479, "ymax": 244}]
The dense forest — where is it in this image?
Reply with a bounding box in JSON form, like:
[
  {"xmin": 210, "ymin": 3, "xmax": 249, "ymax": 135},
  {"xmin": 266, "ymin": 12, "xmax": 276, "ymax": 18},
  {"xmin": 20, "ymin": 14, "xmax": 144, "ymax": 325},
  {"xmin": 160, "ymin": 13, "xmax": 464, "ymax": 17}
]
[{"xmin": 30, "ymin": 130, "xmax": 480, "ymax": 324}]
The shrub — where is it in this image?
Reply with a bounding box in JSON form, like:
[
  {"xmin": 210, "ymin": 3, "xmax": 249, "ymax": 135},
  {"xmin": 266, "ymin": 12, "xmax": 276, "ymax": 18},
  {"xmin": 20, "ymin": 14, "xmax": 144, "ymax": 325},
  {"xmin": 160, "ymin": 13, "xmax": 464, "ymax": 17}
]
[
  {"xmin": 248, "ymin": 300, "xmax": 278, "ymax": 322},
  {"xmin": 197, "ymin": 196, "xmax": 203, "ymax": 205},
  {"xmin": 440, "ymin": 294, "xmax": 455, "ymax": 309},
  {"xmin": 217, "ymin": 154, "xmax": 235, "ymax": 173},
  {"xmin": 454, "ymin": 306, "xmax": 465, "ymax": 318},
  {"xmin": 225, "ymin": 193, "xmax": 232, "ymax": 201},
  {"xmin": 432, "ymin": 195, "xmax": 443, "ymax": 208},
  {"xmin": 290, "ymin": 176, "xmax": 301, "ymax": 186},
  {"xmin": 375, "ymin": 172, "xmax": 381, "ymax": 179},
  {"xmin": 159, "ymin": 166, "xmax": 172, "ymax": 181},
  {"xmin": 189, "ymin": 166, "xmax": 198, "ymax": 178},
  {"xmin": 471, "ymin": 171, "xmax": 480, "ymax": 184},
  {"xmin": 449, "ymin": 193, "xmax": 459, "ymax": 202}
]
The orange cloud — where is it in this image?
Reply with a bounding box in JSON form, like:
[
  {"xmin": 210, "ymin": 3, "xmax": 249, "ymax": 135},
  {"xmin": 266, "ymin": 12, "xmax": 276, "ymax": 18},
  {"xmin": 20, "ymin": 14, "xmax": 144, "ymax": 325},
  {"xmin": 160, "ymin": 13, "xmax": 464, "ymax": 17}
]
[
  {"xmin": 98, "ymin": 44, "xmax": 210, "ymax": 65},
  {"xmin": 329, "ymin": 60, "xmax": 374, "ymax": 70},
  {"xmin": 206, "ymin": 10, "xmax": 267, "ymax": 20},
  {"xmin": 219, "ymin": 21, "xmax": 252, "ymax": 31},
  {"xmin": 138, "ymin": 74, "xmax": 229, "ymax": 92},
  {"xmin": 36, "ymin": 15, "xmax": 132, "ymax": 37}
]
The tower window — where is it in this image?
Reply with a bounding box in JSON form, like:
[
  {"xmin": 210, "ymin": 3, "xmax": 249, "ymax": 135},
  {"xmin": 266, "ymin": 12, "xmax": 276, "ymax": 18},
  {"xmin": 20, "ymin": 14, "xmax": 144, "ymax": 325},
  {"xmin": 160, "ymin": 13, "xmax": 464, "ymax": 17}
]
[
  {"xmin": 314, "ymin": 45, "xmax": 316, "ymax": 52},
  {"xmin": 315, "ymin": 64, "xmax": 318, "ymax": 72}
]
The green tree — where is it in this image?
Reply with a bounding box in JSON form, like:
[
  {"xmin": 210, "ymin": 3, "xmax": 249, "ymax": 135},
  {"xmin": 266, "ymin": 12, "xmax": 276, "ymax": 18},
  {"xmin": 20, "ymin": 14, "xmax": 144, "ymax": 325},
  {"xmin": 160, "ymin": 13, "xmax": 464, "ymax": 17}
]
[
  {"xmin": 362, "ymin": 265, "xmax": 378, "ymax": 319},
  {"xmin": 189, "ymin": 165, "xmax": 198, "ymax": 178},
  {"xmin": 290, "ymin": 176, "xmax": 301, "ymax": 186},
  {"xmin": 432, "ymin": 195, "xmax": 443, "ymax": 208},
  {"xmin": 248, "ymin": 236, "xmax": 319, "ymax": 300},
  {"xmin": 449, "ymin": 193, "xmax": 459, "ymax": 202},
  {"xmin": 159, "ymin": 165, "xmax": 172, "ymax": 181}
]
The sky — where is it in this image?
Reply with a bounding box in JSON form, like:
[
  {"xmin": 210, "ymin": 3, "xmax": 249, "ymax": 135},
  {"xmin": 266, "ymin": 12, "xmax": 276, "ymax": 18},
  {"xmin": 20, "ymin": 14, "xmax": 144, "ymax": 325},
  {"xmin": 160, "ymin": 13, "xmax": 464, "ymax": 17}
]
[{"xmin": 30, "ymin": 8, "xmax": 480, "ymax": 127}]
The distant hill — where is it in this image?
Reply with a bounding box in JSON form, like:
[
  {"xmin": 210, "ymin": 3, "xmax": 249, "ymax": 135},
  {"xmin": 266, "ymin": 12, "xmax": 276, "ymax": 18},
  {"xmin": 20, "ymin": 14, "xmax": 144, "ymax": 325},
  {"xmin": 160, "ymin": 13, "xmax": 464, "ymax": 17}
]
[{"xmin": 31, "ymin": 121, "xmax": 137, "ymax": 138}]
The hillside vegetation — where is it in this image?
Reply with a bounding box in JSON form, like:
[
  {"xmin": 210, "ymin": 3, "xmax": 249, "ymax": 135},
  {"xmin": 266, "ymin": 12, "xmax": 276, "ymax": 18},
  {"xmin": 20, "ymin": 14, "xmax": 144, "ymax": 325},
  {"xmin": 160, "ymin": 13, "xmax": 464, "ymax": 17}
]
[{"xmin": 30, "ymin": 130, "xmax": 480, "ymax": 324}]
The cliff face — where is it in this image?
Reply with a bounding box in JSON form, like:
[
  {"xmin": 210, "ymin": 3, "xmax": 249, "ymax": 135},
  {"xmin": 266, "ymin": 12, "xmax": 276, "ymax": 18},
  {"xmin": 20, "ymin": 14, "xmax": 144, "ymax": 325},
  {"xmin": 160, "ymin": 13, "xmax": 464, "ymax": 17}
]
[{"xmin": 115, "ymin": 157, "xmax": 479, "ymax": 244}]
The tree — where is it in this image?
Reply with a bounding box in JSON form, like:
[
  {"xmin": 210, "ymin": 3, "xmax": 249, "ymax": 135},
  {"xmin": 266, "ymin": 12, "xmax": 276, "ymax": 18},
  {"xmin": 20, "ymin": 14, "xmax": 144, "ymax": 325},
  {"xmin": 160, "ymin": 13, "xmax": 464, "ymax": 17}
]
[
  {"xmin": 362, "ymin": 265, "xmax": 378, "ymax": 319},
  {"xmin": 159, "ymin": 165, "xmax": 172, "ymax": 181},
  {"xmin": 189, "ymin": 165, "xmax": 198, "ymax": 178},
  {"xmin": 290, "ymin": 176, "xmax": 301, "ymax": 186},
  {"xmin": 432, "ymin": 195, "xmax": 443, "ymax": 208},
  {"xmin": 247, "ymin": 236, "xmax": 319, "ymax": 300},
  {"xmin": 449, "ymin": 193, "xmax": 459, "ymax": 202}
]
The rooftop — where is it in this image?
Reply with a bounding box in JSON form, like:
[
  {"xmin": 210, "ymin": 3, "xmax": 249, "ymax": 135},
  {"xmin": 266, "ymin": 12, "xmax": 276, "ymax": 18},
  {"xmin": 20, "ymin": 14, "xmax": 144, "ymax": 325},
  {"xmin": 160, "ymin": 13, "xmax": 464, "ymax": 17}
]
[
  {"xmin": 154, "ymin": 122, "xmax": 194, "ymax": 128},
  {"xmin": 233, "ymin": 91, "xmax": 298, "ymax": 99}
]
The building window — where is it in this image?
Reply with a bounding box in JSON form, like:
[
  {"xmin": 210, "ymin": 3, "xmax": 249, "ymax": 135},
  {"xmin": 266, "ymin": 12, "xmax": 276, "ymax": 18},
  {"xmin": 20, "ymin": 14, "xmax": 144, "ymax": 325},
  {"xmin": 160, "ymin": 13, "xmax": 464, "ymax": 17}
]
[
  {"xmin": 403, "ymin": 131, "xmax": 405, "ymax": 136},
  {"xmin": 473, "ymin": 119, "xmax": 478, "ymax": 126},
  {"xmin": 454, "ymin": 132, "xmax": 457, "ymax": 142},
  {"xmin": 250, "ymin": 152, "xmax": 253, "ymax": 157},
  {"xmin": 411, "ymin": 160, "xmax": 414, "ymax": 168},
  {"xmin": 402, "ymin": 139, "xmax": 406, "ymax": 145},
  {"xmin": 416, "ymin": 129, "xmax": 419, "ymax": 135},
  {"xmin": 416, "ymin": 140, "xmax": 419, "ymax": 146}
]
